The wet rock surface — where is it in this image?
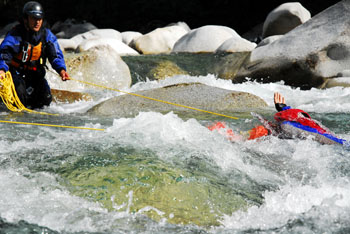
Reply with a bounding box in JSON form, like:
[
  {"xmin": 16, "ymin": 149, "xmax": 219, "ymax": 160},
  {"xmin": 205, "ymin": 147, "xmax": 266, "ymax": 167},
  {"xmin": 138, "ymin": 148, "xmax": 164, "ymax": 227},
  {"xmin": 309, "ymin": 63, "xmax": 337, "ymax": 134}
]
[{"xmin": 88, "ymin": 83, "xmax": 267, "ymax": 117}]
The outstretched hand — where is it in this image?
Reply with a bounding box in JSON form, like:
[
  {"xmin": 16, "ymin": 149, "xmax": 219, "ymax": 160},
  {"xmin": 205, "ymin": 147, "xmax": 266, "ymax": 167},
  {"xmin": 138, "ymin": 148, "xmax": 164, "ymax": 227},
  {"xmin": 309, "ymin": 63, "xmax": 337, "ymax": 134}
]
[
  {"xmin": 274, "ymin": 92, "xmax": 285, "ymax": 105},
  {"xmin": 59, "ymin": 70, "xmax": 70, "ymax": 81},
  {"xmin": 0, "ymin": 70, "xmax": 5, "ymax": 80}
]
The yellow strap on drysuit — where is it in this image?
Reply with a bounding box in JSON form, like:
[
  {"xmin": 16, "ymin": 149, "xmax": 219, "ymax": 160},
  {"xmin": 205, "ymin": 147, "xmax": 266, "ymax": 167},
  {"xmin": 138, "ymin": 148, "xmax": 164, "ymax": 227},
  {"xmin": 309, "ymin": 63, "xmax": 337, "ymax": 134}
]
[{"xmin": 0, "ymin": 71, "xmax": 57, "ymax": 116}]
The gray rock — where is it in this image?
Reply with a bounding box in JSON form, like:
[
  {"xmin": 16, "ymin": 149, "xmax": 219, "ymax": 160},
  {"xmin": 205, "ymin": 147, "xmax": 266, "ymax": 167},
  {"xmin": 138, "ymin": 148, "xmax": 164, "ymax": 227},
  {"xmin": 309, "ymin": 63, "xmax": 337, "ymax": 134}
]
[
  {"xmin": 57, "ymin": 38, "xmax": 77, "ymax": 51},
  {"xmin": 47, "ymin": 46, "xmax": 132, "ymax": 90},
  {"xmin": 256, "ymin": 35, "xmax": 283, "ymax": 48},
  {"xmin": 71, "ymin": 29, "xmax": 122, "ymax": 46},
  {"xmin": 236, "ymin": 0, "xmax": 350, "ymax": 89},
  {"xmin": 215, "ymin": 37, "xmax": 256, "ymax": 53},
  {"xmin": 0, "ymin": 21, "xmax": 19, "ymax": 38},
  {"xmin": 172, "ymin": 25, "xmax": 241, "ymax": 53},
  {"xmin": 133, "ymin": 25, "xmax": 189, "ymax": 54},
  {"xmin": 323, "ymin": 77, "xmax": 350, "ymax": 88},
  {"xmin": 121, "ymin": 31, "xmax": 143, "ymax": 46},
  {"xmin": 76, "ymin": 38, "xmax": 139, "ymax": 56},
  {"xmin": 262, "ymin": 2, "xmax": 311, "ymax": 38},
  {"xmin": 52, "ymin": 19, "xmax": 97, "ymax": 39},
  {"xmin": 87, "ymin": 83, "xmax": 267, "ymax": 117},
  {"xmin": 336, "ymin": 69, "xmax": 350, "ymax": 77}
]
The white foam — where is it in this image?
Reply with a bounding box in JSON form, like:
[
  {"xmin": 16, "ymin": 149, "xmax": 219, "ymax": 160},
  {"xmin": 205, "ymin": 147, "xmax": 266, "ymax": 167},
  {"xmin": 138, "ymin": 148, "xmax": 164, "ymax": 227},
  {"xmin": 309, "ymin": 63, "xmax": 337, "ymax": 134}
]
[{"xmin": 220, "ymin": 182, "xmax": 350, "ymax": 231}]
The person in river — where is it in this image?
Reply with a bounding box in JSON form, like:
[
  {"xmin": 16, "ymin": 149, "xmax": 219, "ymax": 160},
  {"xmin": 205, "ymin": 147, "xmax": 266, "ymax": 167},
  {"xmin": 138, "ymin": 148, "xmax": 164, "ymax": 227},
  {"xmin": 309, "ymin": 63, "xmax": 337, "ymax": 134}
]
[
  {"xmin": 0, "ymin": 1, "xmax": 69, "ymax": 109},
  {"xmin": 208, "ymin": 92, "xmax": 347, "ymax": 145}
]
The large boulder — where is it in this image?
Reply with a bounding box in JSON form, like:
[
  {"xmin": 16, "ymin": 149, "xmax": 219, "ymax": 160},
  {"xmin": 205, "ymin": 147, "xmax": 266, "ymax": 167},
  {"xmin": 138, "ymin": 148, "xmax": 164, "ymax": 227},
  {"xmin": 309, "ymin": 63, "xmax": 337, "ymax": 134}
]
[
  {"xmin": 52, "ymin": 19, "xmax": 97, "ymax": 39},
  {"xmin": 0, "ymin": 21, "xmax": 19, "ymax": 38},
  {"xmin": 46, "ymin": 45, "xmax": 132, "ymax": 91},
  {"xmin": 132, "ymin": 25, "xmax": 189, "ymax": 54},
  {"xmin": 57, "ymin": 38, "xmax": 77, "ymax": 51},
  {"xmin": 76, "ymin": 38, "xmax": 139, "ymax": 55},
  {"xmin": 121, "ymin": 31, "xmax": 143, "ymax": 46},
  {"xmin": 62, "ymin": 29, "xmax": 129, "ymax": 54},
  {"xmin": 236, "ymin": 0, "xmax": 350, "ymax": 89},
  {"xmin": 262, "ymin": 2, "xmax": 311, "ymax": 38},
  {"xmin": 256, "ymin": 35, "xmax": 283, "ymax": 48},
  {"xmin": 172, "ymin": 25, "xmax": 241, "ymax": 53},
  {"xmin": 87, "ymin": 83, "xmax": 267, "ymax": 117},
  {"xmin": 216, "ymin": 37, "xmax": 257, "ymax": 53},
  {"xmin": 71, "ymin": 29, "xmax": 122, "ymax": 46}
]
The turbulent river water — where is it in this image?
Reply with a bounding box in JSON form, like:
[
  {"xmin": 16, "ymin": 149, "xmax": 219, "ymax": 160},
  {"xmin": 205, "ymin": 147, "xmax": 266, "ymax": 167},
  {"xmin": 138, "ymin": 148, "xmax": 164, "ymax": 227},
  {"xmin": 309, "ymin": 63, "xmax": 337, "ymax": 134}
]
[{"xmin": 1, "ymin": 73, "xmax": 350, "ymax": 233}]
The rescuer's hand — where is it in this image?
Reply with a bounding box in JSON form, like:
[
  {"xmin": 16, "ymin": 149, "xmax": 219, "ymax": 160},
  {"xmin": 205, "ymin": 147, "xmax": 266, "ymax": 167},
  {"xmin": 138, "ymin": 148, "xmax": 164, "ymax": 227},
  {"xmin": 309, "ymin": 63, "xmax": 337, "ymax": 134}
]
[
  {"xmin": 59, "ymin": 69, "xmax": 70, "ymax": 81},
  {"xmin": 0, "ymin": 70, "xmax": 5, "ymax": 80}
]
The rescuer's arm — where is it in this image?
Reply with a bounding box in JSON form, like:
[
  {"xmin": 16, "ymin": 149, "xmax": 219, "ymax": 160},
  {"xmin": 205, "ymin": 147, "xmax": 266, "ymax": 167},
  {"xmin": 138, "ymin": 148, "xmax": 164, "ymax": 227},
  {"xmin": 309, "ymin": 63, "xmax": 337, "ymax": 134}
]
[{"xmin": 45, "ymin": 29, "xmax": 70, "ymax": 81}]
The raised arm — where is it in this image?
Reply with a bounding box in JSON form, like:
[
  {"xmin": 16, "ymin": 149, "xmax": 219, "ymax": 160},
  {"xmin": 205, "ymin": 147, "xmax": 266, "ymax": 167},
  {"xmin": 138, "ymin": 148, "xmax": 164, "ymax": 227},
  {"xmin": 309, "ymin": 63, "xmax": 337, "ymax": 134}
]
[{"xmin": 274, "ymin": 92, "xmax": 290, "ymax": 112}]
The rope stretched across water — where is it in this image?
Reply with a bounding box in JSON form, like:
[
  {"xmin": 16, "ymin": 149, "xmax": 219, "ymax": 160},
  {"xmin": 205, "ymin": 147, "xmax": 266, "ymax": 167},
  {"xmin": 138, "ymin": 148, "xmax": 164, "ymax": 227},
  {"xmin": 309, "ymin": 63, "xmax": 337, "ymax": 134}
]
[
  {"xmin": 69, "ymin": 77, "xmax": 240, "ymax": 120},
  {"xmin": 0, "ymin": 70, "xmax": 239, "ymax": 130},
  {"xmin": 0, "ymin": 71, "xmax": 103, "ymax": 131}
]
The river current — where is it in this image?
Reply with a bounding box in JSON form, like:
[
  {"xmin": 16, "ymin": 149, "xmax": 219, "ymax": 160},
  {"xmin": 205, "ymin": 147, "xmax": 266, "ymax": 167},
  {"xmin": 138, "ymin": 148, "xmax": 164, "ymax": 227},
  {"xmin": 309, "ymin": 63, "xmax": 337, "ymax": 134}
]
[{"xmin": 1, "ymin": 74, "xmax": 350, "ymax": 233}]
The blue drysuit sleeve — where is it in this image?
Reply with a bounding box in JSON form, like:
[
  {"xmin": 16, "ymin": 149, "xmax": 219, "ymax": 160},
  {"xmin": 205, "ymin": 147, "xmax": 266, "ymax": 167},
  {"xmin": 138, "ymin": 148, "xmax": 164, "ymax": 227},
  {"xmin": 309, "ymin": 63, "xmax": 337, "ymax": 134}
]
[
  {"xmin": 45, "ymin": 29, "xmax": 67, "ymax": 74},
  {"xmin": 0, "ymin": 32, "xmax": 20, "ymax": 72}
]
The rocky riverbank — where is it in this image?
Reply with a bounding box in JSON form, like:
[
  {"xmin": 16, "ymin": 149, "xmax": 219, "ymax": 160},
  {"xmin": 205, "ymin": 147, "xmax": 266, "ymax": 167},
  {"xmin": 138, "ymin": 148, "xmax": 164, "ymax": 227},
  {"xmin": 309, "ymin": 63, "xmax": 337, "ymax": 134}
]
[
  {"xmin": 45, "ymin": 1, "xmax": 349, "ymax": 90},
  {"xmin": 1, "ymin": 1, "xmax": 348, "ymax": 114}
]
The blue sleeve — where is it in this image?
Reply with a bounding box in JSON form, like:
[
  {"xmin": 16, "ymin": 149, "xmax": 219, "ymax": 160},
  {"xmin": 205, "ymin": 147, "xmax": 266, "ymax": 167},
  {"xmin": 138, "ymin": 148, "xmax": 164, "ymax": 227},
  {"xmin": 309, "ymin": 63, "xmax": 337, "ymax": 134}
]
[
  {"xmin": 282, "ymin": 106, "xmax": 291, "ymax": 111},
  {"xmin": 0, "ymin": 32, "xmax": 20, "ymax": 72},
  {"xmin": 45, "ymin": 29, "xmax": 66, "ymax": 74}
]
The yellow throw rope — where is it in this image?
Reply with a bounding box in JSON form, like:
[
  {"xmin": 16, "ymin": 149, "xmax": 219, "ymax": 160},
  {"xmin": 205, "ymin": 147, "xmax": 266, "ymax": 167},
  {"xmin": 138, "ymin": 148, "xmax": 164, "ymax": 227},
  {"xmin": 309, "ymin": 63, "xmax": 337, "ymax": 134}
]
[
  {"xmin": 0, "ymin": 71, "xmax": 57, "ymax": 116},
  {"xmin": 0, "ymin": 70, "xmax": 238, "ymax": 131},
  {"xmin": 0, "ymin": 119, "xmax": 105, "ymax": 131},
  {"xmin": 69, "ymin": 77, "xmax": 239, "ymax": 120},
  {"xmin": 0, "ymin": 71, "xmax": 104, "ymax": 131}
]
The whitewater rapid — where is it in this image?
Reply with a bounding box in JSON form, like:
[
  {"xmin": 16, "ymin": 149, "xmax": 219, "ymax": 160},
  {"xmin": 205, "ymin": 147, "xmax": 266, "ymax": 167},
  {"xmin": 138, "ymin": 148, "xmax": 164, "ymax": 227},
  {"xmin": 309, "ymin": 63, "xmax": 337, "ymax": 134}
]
[{"xmin": 1, "ymin": 74, "xmax": 350, "ymax": 233}]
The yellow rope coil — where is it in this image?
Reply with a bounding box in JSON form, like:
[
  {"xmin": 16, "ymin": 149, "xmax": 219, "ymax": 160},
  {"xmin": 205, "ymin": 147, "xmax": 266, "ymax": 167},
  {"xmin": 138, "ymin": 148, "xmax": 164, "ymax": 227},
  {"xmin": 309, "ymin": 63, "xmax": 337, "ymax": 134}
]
[
  {"xmin": 0, "ymin": 71, "xmax": 57, "ymax": 116},
  {"xmin": 0, "ymin": 71, "xmax": 103, "ymax": 131}
]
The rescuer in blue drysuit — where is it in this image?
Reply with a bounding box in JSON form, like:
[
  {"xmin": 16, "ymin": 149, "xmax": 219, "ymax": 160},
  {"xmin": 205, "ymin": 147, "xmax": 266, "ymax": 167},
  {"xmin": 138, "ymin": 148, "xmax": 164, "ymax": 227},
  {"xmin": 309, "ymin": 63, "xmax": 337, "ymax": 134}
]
[{"xmin": 0, "ymin": 1, "xmax": 69, "ymax": 109}]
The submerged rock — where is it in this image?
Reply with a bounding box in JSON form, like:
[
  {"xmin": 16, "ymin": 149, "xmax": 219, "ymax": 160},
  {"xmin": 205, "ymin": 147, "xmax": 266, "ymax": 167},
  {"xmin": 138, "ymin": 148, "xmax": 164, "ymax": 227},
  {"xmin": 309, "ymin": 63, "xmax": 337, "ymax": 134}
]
[
  {"xmin": 60, "ymin": 154, "xmax": 259, "ymax": 227},
  {"xmin": 51, "ymin": 89, "xmax": 92, "ymax": 103},
  {"xmin": 122, "ymin": 52, "xmax": 250, "ymax": 84},
  {"xmin": 148, "ymin": 60, "xmax": 188, "ymax": 80},
  {"xmin": 236, "ymin": 0, "xmax": 350, "ymax": 89},
  {"xmin": 88, "ymin": 83, "xmax": 267, "ymax": 117}
]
